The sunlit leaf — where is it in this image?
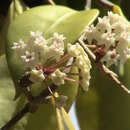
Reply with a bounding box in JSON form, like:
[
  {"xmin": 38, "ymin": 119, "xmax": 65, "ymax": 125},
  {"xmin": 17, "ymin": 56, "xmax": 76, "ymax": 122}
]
[
  {"xmin": 56, "ymin": 107, "xmax": 75, "ymax": 130},
  {"xmin": 45, "ymin": 9, "xmax": 99, "ymax": 43}
]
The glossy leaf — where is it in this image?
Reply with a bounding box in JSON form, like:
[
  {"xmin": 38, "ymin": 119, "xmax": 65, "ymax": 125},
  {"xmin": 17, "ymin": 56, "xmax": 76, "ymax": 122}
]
[{"xmin": 45, "ymin": 9, "xmax": 99, "ymax": 43}]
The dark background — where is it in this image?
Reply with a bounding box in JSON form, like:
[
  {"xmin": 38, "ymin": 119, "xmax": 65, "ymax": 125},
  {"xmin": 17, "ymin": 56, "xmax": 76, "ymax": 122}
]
[{"xmin": 0, "ymin": 0, "xmax": 130, "ymax": 18}]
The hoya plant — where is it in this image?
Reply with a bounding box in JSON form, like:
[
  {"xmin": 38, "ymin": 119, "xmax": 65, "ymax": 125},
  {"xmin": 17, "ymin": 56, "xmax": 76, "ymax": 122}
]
[{"xmin": 0, "ymin": 0, "xmax": 130, "ymax": 130}]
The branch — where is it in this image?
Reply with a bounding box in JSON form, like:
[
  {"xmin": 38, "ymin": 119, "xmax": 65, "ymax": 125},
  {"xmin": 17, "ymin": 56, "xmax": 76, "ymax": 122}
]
[
  {"xmin": 79, "ymin": 39, "xmax": 130, "ymax": 95},
  {"xmin": 45, "ymin": 0, "xmax": 55, "ymax": 5},
  {"xmin": 85, "ymin": 0, "xmax": 92, "ymax": 10},
  {"xmin": 99, "ymin": 0, "xmax": 113, "ymax": 9},
  {"xmin": 0, "ymin": 104, "xmax": 29, "ymax": 130},
  {"xmin": 0, "ymin": 84, "xmax": 58, "ymax": 130}
]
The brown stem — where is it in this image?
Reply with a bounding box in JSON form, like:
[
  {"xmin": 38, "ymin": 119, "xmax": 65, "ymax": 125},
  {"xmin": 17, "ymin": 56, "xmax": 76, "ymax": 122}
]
[
  {"xmin": 78, "ymin": 39, "xmax": 130, "ymax": 95},
  {"xmin": 49, "ymin": 54, "xmax": 71, "ymax": 69},
  {"xmin": 0, "ymin": 84, "xmax": 58, "ymax": 130},
  {"xmin": 85, "ymin": 0, "xmax": 92, "ymax": 9},
  {"xmin": 99, "ymin": 0, "xmax": 114, "ymax": 10},
  {"xmin": 45, "ymin": 0, "xmax": 55, "ymax": 5}
]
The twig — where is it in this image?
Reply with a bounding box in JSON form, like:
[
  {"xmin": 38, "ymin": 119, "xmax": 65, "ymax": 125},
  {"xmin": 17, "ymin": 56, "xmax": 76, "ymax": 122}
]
[
  {"xmin": 46, "ymin": 0, "xmax": 55, "ymax": 5},
  {"xmin": 98, "ymin": 63, "xmax": 130, "ymax": 94},
  {"xmin": 0, "ymin": 84, "xmax": 58, "ymax": 130},
  {"xmin": 50, "ymin": 54, "xmax": 71, "ymax": 69},
  {"xmin": 85, "ymin": 0, "xmax": 92, "ymax": 10},
  {"xmin": 78, "ymin": 39, "xmax": 130, "ymax": 95},
  {"xmin": 86, "ymin": 44, "xmax": 97, "ymax": 49},
  {"xmin": 79, "ymin": 39, "xmax": 96, "ymax": 60},
  {"xmin": 99, "ymin": 0, "xmax": 114, "ymax": 9}
]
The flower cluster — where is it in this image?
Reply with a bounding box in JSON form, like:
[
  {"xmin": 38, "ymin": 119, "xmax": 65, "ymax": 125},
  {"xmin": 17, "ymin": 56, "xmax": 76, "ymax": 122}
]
[
  {"xmin": 12, "ymin": 31, "xmax": 65, "ymax": 69},
  {"xmin": 12, "ymin": 31, "xmax": 91, "ymax": 91},
  {"xmin": 68, "ymin": 43, "xmax": 91, "ymax": 91},
  {"xmin": 83, "ymin": 11, "xmax": 130, "ymax": 67},
  {"xmin": 12, "ymin": 31, "xmax": 65, "ymax": 84}
]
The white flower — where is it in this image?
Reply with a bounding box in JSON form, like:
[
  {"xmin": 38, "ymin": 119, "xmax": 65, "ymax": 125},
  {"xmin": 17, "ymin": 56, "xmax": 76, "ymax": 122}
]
[
  {"xmin": 52, "ymin": 32, "xmax": 66, "ymax": 44},
  {"xmin": 67, "ymin": 43, "xmax": 91, "ymax": 91},
  {"xmin": 84, "ymin": 25, "xmax": 96, "ymax": 44},
  {"xmin": 101, "ymin": 50, "xmax": 119, "ymax": 67},
  {"xmin": 12, "ymin": 39, "xmax": 26, "ymax": 50},
  {"xmin": 111, "ymin": 22, "xmax": 126, "ymax": 35},
  {"xmin": 21, "ymin": 51, "xmax": 35, "ymax": 63},
  {"xmin": 84, "ymin": 11, "xmax": 130, "ymax": 67},
  {"xmin": 50, "ymin": 69, "xmax": 66, "ymax": 86},
  {"xmin": 96, "ymin": 17, "xmax": 111, "ymax": 33},
  {"xmin": 108, "ymin": 11, "xmax": 120, "ymax": 24},
  {"xmin": 67, "ymin": 43, "xmax": 82, "ymax": 57},
  {"xmin": 47, "ymin": 33, "xmax": 65, "ymax": 61},
  {"xmin": 12, "ymin": 39, "xmax": 27, "ymax": 56},
  {"xmin": 101, "ymin": 32, "xmax": 115, "ymax": 50},
  {"xmin": 29, "ymin": 68, "xmax": 45, "ymax": 83},
  {"xmin": 116, "ymin": 32, "xmax": 130, "ymax": 54},
  {"xmin": 80, "ymin": 79, "xmax": 90, "ymax": 91}
]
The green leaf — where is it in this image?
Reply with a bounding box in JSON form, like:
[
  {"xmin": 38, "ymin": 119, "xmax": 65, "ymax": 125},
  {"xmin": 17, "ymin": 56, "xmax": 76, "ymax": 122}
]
[
  {"xmin": 0, "ymin": 55, "xmax": 17, "ymax": 127},
  {"xmin": 56, "ymin": 107, "xmax": 75, "ymax": 130},
  {"xmin": 76, "ymin": 60, "xmax": 130, "ymax": 130},
  {"xmin": 45, "ymin": 9, "xmax": 99, "ymax": 43},
  {"xmin": 0, "ymin": 55, "xmax": 26, "ymax": 129},
  {"xmin": 0, "ymin": 55, "xmax": 72, "ymax": 130},
  {"xmin": 14, "ymin": 0, "xmax": 29, "ymax": 15},
  {"xmin": 76, "ymin": 89, "xmax": 100, "ymax": 130}
]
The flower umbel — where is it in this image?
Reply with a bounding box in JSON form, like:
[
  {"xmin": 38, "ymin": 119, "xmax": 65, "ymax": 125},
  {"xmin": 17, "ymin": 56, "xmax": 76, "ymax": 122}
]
[
  {"xmin": 12, "ymin": 31, "xmax": 91, "ymax": 91},
  {"xmin": 83, "ymin": 11, "xmax": 130, "ymax": 67},
  {"xmin": 68, "ymin": 43, "xmax": 91, "ymax": 91}
]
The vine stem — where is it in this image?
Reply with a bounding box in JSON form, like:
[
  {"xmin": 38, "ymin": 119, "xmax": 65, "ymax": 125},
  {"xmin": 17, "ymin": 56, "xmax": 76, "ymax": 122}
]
[
  {"xmin": 78, "ymin": 38, "xmax": 130, "ymax": 95},
  {"xmin": 0, "ymin": 84, "xmax": 58, "ymax": 130},
  {"xmin": 99, "ymin": 0, "xmax": 114, "ymax": 9},
  {"xmin": 85, "ymin": 0, "xmax": 92, "ymax": 10},
  {"xmin": 46, "ymin": 0, "xmax": 55, "ymax": 5}
]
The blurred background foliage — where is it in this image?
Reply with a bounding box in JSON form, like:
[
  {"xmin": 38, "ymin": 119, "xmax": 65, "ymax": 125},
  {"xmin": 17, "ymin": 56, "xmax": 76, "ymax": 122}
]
[
  {"xmin": 0, "ymin": 0, "xmax": 130, "ymax": 18},
  {"xmin": 0, "ymin": 0, "xmax": 129, "ymax": 32}
]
